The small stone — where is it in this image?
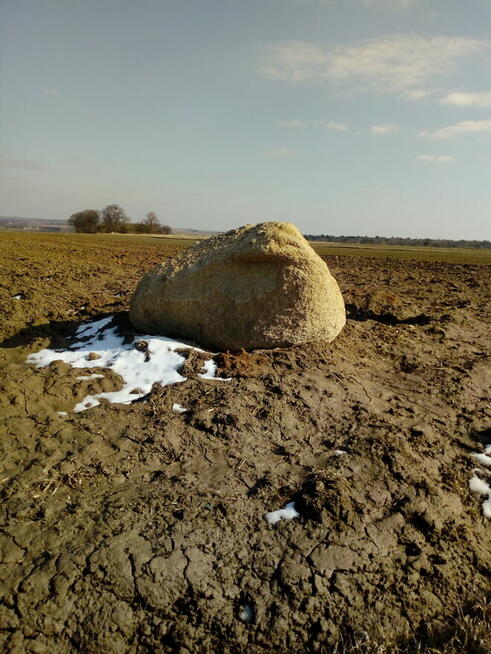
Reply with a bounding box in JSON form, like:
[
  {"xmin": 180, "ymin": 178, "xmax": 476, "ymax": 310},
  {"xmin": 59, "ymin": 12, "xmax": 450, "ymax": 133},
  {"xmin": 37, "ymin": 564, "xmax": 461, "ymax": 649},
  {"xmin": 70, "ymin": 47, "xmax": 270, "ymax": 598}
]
[{"xmin": 86, "ymin": 352, "xmax": 101, "ymax": 361}]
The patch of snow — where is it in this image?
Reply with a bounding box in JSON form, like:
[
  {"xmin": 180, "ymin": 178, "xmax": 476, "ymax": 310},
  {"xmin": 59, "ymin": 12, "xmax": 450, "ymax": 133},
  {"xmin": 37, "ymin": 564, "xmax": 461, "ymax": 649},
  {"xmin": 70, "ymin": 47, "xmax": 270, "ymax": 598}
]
[
  {"xmin": 238, "ymin": 604, "xmax": 254, "ymax": 623},
  {"xmin": 27, "ymin": 316, "xmax": 224, "ymax": 413},
  {"xmin": 76, "ymin": 374, "xmax": 104, "ymax": 381},
  {"xmin": 471, "ymin": 452, "xmax": 491, "ymax": 467},
  {"xmin": 264, "ymin": 501, "xmax": 300, "ymax": 526},
  {"xmin": 199, "ymin": 358, "xmax": 217, "ymax": 379},
  {"xmin": 74, "ymin": 316, "xmax": 114, "ymax": 341},
  {"xmin": 333, "ymin": 449, "xmax": 347, "ymax": 455},
  {"xmin": 485, "ymin": 444, "xmax": 491, "ymax": 455},
  {"xmin": 198, "ymin": 358, "xmax": 231, "ymax": 381},
  {"xmin": 57, "ymin": 411, "xmax": 68, "ymax": 416},
  {"xmin": 12, "ymin": 294, "xmax": 23, "ymax": 300},
  {"xmin": 172, "ymin": 403, "xmax": 188, "ymax": 413},
  {"xmin": 469, "ymin": 465, "xmax": 491, "ymax": 519},
  {"xmin": 469, "ymin": 476, "xmax": 491, "ymax": 496}
]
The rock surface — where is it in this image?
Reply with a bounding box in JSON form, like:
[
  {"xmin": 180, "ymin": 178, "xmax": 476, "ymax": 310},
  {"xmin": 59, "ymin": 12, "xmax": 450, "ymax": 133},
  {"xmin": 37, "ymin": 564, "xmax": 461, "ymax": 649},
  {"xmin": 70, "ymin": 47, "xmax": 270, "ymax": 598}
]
[{"xmin": 129, "ymin": 221, "xmax": 346, "ymax": 350}]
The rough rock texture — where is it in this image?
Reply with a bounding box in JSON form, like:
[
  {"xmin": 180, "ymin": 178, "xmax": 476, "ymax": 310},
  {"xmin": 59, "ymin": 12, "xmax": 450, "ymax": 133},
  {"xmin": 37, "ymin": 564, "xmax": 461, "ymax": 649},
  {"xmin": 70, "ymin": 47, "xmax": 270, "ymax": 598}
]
[{"xmin": 129, "ymin": 222, "xmax": 346, "ymax": 350}]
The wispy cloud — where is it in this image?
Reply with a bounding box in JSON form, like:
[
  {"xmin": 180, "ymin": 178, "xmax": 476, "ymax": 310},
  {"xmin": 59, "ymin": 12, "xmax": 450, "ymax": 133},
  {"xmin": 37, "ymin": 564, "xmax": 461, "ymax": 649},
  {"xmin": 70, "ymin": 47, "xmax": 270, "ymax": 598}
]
[
  {"xmin": 441, "ymin": 91, "xmax": 491, "ymax": 108},
  {"xmin": 361, "ymin": 0, "xmax": 417, "ymax": 8},
  {"xmin": 401, "ymin": 88, "xmax": 431, "ymax": 100},
  {"xmin": 319, "ymin": 120, "xmax": 348, "ymax": 131},
  {"xmin": 416, "ymin": 154, "xmax": 455, "ymax": 162},
  {"xmin": 277, "ymin": 120, "xmax": 349, "ymax": 131},
  {"xmin": 260, "ymin": 34, "xmax": 487, "ymax": 93},
  {"xmin": 277, "ymin": 120, "xmax": 305, "ymax": 128},
  {"xmin": 369, "ymin": 123, "xmax": 401, "ymax": 134},
  {"xmin": 262, "ymin": 148, "xmax": 297, "ymax": 158},
  {"xmin": 0, "ymin": 156, "xmax": 47, "ymax": 171},
  {"xmin": 421, "ymin": 117, "xmax": 491, "ymax": 139}
]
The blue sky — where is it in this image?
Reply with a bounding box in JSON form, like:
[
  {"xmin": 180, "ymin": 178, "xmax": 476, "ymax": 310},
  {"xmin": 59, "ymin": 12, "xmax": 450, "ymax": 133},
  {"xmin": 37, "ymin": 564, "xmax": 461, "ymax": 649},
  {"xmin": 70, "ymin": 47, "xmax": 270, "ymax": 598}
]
[{"xmin": 1, "ymin": 0, "xmax": 490, "ymax": 239}]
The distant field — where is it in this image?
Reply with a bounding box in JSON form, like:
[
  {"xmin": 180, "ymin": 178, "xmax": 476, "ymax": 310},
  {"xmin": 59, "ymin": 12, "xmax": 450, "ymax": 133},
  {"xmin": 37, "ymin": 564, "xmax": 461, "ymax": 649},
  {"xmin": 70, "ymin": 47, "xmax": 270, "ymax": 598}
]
[
  {"xmin": 310, "ymin": 240, "xmax": 491, "ymax": 265},
  {"xmin": 2, "ymin": 230, "xmax": 490, "ymax": 265},
  {"xmin": 116, "ymin": 231, "xmax": 491, "ymax": 265},
  {"xmin": 138, "ymin": 232, "xmax": 491, "ymax": 265}
]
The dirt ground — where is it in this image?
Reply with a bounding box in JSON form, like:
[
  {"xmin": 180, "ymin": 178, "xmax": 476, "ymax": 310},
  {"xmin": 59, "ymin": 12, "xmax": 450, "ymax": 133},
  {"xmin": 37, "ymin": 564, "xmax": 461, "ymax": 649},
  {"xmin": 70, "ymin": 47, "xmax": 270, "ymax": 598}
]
[{"xmin": 0, "ymin": 232, "xmax": 490, "ymax": 653}]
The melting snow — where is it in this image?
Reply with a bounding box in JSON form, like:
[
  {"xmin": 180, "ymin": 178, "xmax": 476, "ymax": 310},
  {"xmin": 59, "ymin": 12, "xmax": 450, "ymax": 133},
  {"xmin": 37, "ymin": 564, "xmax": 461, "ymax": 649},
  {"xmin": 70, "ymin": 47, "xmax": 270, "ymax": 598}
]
[
  {"xmin": 76, "ymin": 373, "xmax": 104, "ymax": 381},
  {"xmin": 469, "ymin": 476, "xmax": 491, "ymax": 496},
  {"xmin": 471, "ymin": 452, "xmax": 491, "ymax": 467},
  {"xmin": 199, "ymin": 359, "xmax": 231, "ymax": 381},
  {"xmin": 172, "ymin": 403, "xmax": 188, "ymax": 413},
  {"xmin": 27, "ymin": 316, "xmax": 225, "ymax": 413},
  {"xmin": 469, "ymin": 444, "xmax": 491, "ymax": 519},
  {"xmin": 264, "ymin": 501, "xmax": 300, "ymax": 526}
]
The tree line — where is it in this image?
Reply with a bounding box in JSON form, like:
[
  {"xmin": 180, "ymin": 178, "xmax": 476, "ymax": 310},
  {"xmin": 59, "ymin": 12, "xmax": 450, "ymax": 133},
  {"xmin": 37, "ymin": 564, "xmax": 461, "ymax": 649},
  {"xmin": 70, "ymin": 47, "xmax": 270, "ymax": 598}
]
[
  {"xmin": 305, "ymin": 234, "xmax": 491, "ymax": 250},
  {"xmin": 68, "ymin": 205, "xmax": 171, "ymax": 234}
]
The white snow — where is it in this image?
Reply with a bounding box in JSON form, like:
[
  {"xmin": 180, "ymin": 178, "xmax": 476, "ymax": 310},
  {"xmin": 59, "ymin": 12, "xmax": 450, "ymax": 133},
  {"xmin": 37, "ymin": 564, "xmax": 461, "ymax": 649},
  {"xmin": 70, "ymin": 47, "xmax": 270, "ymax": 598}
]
[
  {"xmin": 471, "ymin": 452, "xmax": 491, "ymax": 467},
  {"xmin": 468, "ymin": 443, "xmax": 491, "ymax": 517},
  {"xmin": 12, "ymin": 294, "xmax": 22, "ymax": 300},
  {"xmin": 238, "ymin": 604, "xmax": 254, "ymax": 623},
  {"xmin": 76, "ymin": 374, "xmax": 104, "ymax": 381},
  {"xmin": 469, "ymin": 476, "xmax": 491, "ymax": 496},
  {"xmin": 172, "ymin": 403, "xmax": 188, "ymax": 413},
  {"xmin": 57, "ymin": 411, "xmax": 68, "ymax": 416},
  {"xmin": 333, "ymin": 449, "xmax": 347, "ymax": 455},
  {"xmin": 27, "ymin": 316, "xmax": 225, "ymax": 413},
  {"xmin": 264, "ymin": 501, "xmax": 300, "ymax": 526},
  {"xmin": 198, "ymin": 359, "xmax": 231, "ymax": 381}
]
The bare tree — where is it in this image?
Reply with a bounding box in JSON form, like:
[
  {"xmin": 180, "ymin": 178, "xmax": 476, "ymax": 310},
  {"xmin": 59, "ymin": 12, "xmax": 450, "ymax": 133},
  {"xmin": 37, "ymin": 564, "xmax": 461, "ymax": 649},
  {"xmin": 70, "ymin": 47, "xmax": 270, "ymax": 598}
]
[
  {"xmin": 143, "ymin": 211, "xmax": 160, "ymax": 234},
  {"xmin": 68, "ymin": 209, "xmax": 100, "ymax": 233},
  {"xmin": 100, "ymin": 204, "xmax": 129, "ymax": 233}
]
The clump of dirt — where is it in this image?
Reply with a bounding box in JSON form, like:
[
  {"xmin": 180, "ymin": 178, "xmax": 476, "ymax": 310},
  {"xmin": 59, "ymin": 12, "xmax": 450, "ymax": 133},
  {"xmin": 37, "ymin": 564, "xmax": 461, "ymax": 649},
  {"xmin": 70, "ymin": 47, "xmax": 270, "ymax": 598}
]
[
  {"xmin": 0, "ymin": 232, "xmax": 490, "ymax": 653},
  {"xmin": 215, "ymin": 349, "xmax": 274, "ymax": 377}
]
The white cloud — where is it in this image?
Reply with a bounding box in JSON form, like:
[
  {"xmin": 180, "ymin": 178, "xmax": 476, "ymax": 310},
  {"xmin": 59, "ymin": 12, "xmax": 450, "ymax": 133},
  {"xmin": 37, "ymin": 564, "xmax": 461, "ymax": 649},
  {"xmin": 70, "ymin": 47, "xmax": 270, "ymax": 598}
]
[
  {"xmin": 370, "ymin": 123, "xmax": 400, "ymax": 134},
  {"xmin": 260, "ymin": 34, "xmax": 487, "ymax": 93},
  {"xmin": 421, "ymin": 117, "xmax": 491, "ymax": 139},
  {"xmin": 401, "ymin": 88, "xmax": 430, "ymax": 100},
  {"xmin": 416, "ymin": 154, "xmax": 455, "ymax": 162},
  {"xmin": 262, "ymin": 148, "xmax": 297, "ymax": 158},
  {"xmin": 441, "ymin": 91, "xmax": 491, "ymax": 108},
  {"xmin": 277, "ymin": 120, "xmax": 305, "ymax": 128},
  {"xmin": 319, "ymin": 120, "xmax": 348, "ymax": 131}
]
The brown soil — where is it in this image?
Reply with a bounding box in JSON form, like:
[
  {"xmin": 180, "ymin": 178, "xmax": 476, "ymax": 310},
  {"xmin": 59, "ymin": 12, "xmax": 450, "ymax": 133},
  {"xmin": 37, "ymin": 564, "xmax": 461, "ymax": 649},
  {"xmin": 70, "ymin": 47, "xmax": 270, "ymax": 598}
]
[{"xmin": 0, "ymin": 232, "xmax": 490, "ymax": 653}]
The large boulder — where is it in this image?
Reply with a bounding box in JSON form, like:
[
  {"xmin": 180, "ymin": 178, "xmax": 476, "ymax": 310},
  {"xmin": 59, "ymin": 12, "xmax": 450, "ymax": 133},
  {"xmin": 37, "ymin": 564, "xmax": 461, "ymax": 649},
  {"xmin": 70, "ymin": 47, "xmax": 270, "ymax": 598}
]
[{"xmin": 129, "ymin": 222, "xmax": 345, "ymax": 350}]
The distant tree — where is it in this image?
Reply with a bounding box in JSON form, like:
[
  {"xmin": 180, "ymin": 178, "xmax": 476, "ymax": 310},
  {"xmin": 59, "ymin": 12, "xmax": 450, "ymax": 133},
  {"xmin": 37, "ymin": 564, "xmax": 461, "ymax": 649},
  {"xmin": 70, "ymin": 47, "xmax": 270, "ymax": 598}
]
[
  {"xmin": 100, "ymin": 204, "xmax": 129, "ymax": 233},
  {"xmin": 159, "ymin": 223, "xmax": 172, "ymax": 234},
  {"xmin": 68, "ymin": 209, "xmax": 100, "ymax": 233},
  {"xmin": 143, "ymin": 211, "xmax": 160, "ymax": 234}
]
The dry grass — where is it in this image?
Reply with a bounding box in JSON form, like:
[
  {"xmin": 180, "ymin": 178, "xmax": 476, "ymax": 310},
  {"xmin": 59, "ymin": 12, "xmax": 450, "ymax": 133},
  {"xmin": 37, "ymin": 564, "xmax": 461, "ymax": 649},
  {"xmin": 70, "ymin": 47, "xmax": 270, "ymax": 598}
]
[{"xmin": 335, "ymin": 598, "xmax": 491, "ymax": 654}]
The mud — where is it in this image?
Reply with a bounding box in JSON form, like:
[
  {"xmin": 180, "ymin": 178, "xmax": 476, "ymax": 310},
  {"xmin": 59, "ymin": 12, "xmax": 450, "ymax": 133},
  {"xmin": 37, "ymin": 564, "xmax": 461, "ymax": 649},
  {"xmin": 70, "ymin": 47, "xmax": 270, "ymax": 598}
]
[{"xmin": 0, "ymin": 233, "xmax": 490, "ymax": 653}]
